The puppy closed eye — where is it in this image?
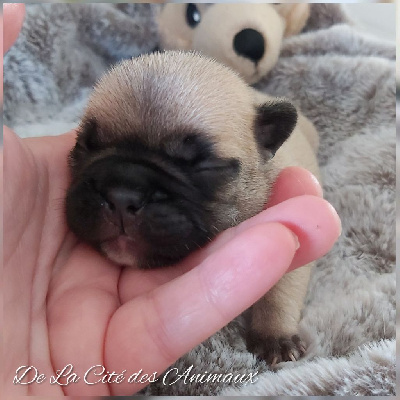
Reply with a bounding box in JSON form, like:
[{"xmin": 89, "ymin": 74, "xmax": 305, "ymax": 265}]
[
  {"xmin": 165, "ymin": 134, "xmax": 211, "ymax": 164},
  {"xmin": 193, "ymin": 158, "xmax": 240, "ymax": 173},
  {"xmin": 188, "ymin": 157, "xmax": 240, "ymax": 196},
  {"xmin": 165, "ymin": 134, "xmax": 240, "ymax": 178},
  {"xmin": 192, "ymin": 159, "xmax": 241, "ymax": 194}
]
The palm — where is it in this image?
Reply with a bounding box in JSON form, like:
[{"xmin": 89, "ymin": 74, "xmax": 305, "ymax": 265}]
[{"xmin": 3, "ymin": 131, "xmax": 100, "ymax": 394}]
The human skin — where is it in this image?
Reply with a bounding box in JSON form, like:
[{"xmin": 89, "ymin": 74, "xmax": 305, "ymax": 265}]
[{"xmin": 2, "ymin": 4, "xmax": 341, "ymax": 397}]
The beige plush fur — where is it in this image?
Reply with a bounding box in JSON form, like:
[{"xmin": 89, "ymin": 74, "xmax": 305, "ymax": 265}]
[
  {"xmin": 275, "ymin": 4, "xmax": 311, "ymax": 37},
  {"xmin": 158, "ymin": 3, "xmax": 310, "ymax": 84}
]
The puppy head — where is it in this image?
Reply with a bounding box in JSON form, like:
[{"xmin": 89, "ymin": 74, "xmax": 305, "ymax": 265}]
[
  {"xmin": 66, "ymin": 52, "xmax": 297, "ymax": 268},
  {"xmin": 158, "ymin": 3, "xmax": 309, "ymax": 84}
]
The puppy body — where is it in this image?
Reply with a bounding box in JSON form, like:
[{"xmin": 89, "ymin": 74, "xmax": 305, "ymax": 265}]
[
  {"xmin": 66, "ymin": 52, "xmax": 319, "ymax": 363},
  {"xmin": 247, "ymin": 90, "xmax": 318, "ymax": 363}
]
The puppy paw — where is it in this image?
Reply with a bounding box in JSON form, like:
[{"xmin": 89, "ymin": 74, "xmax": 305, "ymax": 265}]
[{"xmin": 247, "ymin": 332, "xmax": 306, "ymax": 366}]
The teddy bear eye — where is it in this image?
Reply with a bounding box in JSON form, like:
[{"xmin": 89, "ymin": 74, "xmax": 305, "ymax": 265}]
[{"xmin": 186, "ymin": 4, "xmax": 201, "ymax": 28}]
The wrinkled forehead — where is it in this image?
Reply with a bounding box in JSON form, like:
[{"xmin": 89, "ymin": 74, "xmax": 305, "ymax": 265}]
[{"xmin": 84, "ymin": 55, "xmax": 255, "ymax": 148}]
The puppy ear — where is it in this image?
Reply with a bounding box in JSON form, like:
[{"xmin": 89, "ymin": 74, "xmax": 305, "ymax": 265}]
[
  {"xmin": 68, "ymin": 118, "xmax": 99, "ymax": 174},
  {"xmin": 275, "ymin": 4, "xmax": 310, "ymax": 37},
  {"xmin": 255, "ymin": 100, "xmax": 297, "ymax": 161}
]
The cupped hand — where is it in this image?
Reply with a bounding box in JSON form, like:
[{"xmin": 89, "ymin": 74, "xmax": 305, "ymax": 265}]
[
  {"xmin": 2, "ymin": 4, "xmax": 341, "ymax": 397},
  {"xmin": 3, "ymin": 128, "xmax": 340, "ymax": 397}
]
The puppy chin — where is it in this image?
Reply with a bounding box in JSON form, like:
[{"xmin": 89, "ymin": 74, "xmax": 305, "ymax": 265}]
[
  {"xmin": 101, "ymin": 236, "xmax": 140, "ymax": 268},
  {"xmin": 100, "ymin": 234, "xmax": 193, "ymax": 269}
]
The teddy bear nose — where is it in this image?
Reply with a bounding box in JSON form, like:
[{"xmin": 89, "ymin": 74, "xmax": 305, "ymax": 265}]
[{"xmin": 233, "ymin": 28, "xmax": 265, "ymax": 63}]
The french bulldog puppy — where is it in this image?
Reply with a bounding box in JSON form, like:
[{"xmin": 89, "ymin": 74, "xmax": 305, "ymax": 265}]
[{"xmin": 66, "ymin": 51, "xmax": 319, "ymax": 365}]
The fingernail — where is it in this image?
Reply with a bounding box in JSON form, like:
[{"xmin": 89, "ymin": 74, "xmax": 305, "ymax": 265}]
[
  {"xmin": 310, "ymin": 172, "xmax": 323, "ymax": 197},
  {"xmin": 291, "ymin": 231, "xmax": 300, "ymax": 250},
  {"xmin": 327, "ymin": 202, "xmax": 342, "ymax": 236}
]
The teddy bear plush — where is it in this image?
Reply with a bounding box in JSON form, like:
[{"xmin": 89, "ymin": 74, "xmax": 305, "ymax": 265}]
[
  {"xmin": 158, "ymin": 3, "xmax": 310, "ymax": 84},
  {"xmin": 158, "ymin": 3, "xmax": 319, "ymax": 152}
]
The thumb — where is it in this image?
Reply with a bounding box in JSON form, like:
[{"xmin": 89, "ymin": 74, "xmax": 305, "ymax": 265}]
[
  {"xmin": 105, "ymin": 223, "xmax": 298, "ymax": 395},
  {"xmin": 3, "ymin": 4, "xmax": 25, "ymax": 55}
]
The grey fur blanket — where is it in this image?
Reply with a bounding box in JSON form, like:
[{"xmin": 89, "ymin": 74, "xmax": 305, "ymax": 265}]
[{"xmin": 4, "ymin": 3, "xmax": 396, "ymax": 396}]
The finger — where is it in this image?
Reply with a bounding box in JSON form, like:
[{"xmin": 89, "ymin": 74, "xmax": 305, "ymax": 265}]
[
  {"xmin": 186, "ymin": 195, "xmax": 340, "ymax": 273},
  {"xmin": 3, "ymin": 128, "xmax": 76, "ymax": 262},
  {"xmin": 4, "ymin": 4, "xmax": 25, "ymax": 54},
  {"xmin": 47, "ymin": 243, "xmax": 121, "ymax": 396},
  {"xmin": 2, "ymin": 127, "xmax": 78, "ymax": 397},
  {"xmin": 106, "ymin": 223, "xmax": 298, "ymax": 395},
  {"xmin": 241, "ymin": 195, "xmax": 341, "ymax": 271},
  {"xmin": 24, "ymin": 130, "xmax": 77, "ymax": 171},
  {"xmin": 119, "ymin": 195, "xmax": 340, "ymax": 301},
  {"xmin": 266, "ymin": 166, "xmax": 322, "ymax": 208},
  {"xmin": 118, "ymin": 167, "xmax": 324, "ymax": 299}
]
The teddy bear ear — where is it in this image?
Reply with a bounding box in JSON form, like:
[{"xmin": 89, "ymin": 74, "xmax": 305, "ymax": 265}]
[
  {"xmin": 275, "ymin": 4, "xmax": 310, "ymax": 37},
  {"xmin": 254, "ymin": 100, "xmax": 298, "ymax": 161}
]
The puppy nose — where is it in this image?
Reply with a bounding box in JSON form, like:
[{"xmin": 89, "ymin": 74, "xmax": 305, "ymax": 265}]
[
  {"xmin": 233, "ymin": 28, "xmax": 265, "ymax": 63},
  {"xmin": 106, "ymin": 187, "xmax": 146, "ymax": 217}
]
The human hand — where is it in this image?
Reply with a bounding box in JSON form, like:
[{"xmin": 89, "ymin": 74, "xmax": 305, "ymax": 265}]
[
  {"xmin": 3, "ymin": 126, "xmax": 340, "ymax": 396},
  {"xmin": 2, "ymin": 4, "xmax": 341, "ymax": 397}
]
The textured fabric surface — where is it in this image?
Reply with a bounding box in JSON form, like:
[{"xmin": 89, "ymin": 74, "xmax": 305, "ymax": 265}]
[
  {"xmin": 3, "ymin": 3, "xmax": 396, "ymax": 396},
  {"xmin": 4, "ymin": 3, "xmax": 160, "ymax": 136}
]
